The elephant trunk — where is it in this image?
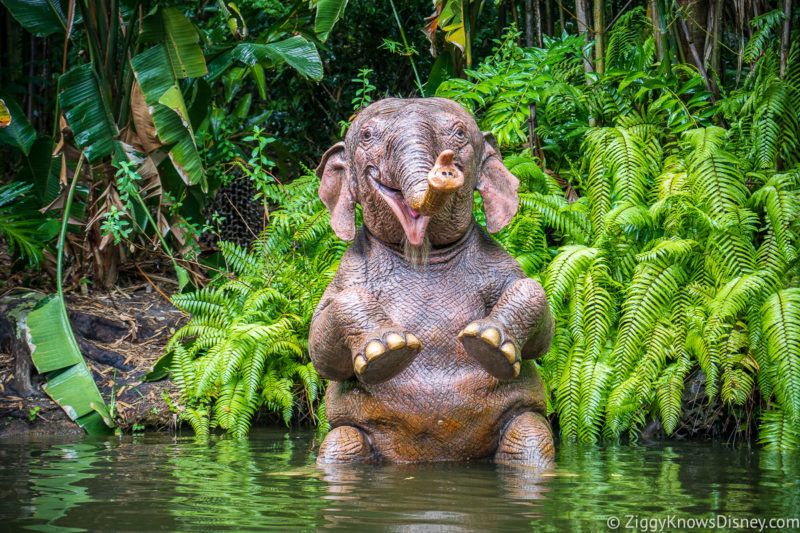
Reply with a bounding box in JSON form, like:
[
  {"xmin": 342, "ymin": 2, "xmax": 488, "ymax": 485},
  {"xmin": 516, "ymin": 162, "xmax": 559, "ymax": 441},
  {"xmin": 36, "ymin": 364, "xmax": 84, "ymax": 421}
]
[{"xmin": 408, "ymin": 150, "xmax": 464, "ymax": 216}]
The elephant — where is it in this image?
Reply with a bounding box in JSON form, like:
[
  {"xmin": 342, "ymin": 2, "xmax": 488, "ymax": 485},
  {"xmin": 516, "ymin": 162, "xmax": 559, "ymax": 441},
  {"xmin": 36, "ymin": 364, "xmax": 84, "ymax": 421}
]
[{"xmin": 310, "ymin": 97, "xmax": 555, "ymax": 467}]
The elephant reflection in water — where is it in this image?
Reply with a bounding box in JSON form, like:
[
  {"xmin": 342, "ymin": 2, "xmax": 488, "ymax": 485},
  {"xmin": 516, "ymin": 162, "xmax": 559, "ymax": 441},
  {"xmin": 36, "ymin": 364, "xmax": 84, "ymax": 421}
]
[
  {"xmin": 311, "ymin": 98, "xmax": 555, "ymax": 467},
  {"xmin": 314, "ymin": 463, "xmax": 551, "ymax": 530}
]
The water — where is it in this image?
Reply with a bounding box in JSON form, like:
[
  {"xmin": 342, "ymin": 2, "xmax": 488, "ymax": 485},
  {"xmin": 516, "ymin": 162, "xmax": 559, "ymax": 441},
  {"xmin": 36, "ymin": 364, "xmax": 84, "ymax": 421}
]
[{"xmin": 1, "ymin": 429, "xmax": 798, "ymax": 532}]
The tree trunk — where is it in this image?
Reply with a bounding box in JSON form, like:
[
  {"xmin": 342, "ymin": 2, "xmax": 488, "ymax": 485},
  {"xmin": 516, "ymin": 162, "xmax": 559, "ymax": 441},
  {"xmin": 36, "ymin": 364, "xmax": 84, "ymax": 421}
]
[
  {"xmin": 780, "ymin": 0, "xmax": 793, "ymax": 77},
  {"xmin": 525, "ymin": 0, "xmax": 534, "ymax": 47},
  {"xmin": 534, "ymin": 0, "xmax": 543, "ymax": 47},
  {"xmin": 709, "ymin": 0, "xmax": 723, "ymax": 94},
  {"xmin": 525, "ymin": 0, "xmax": 542, "ymax": 157},
  {"xmin": 678, "ymin": 0, "xmax": 709, "ymax": 67},
  {"xmin": 544, "ymin": 0, "xmax": 553, "ymax": 37},
  {"xmin": 576, "ymin": 0, "xmax": 593, "ymax": 74},
  {"xmin": 593, "ymin": 0, "xmax": 605, "ymax": 73},
  {"xmin": 497, "ymin": 1, "xmax": 508, "ymax": 38},
  {"xmin": 678, "ymin": 7, "xmax": 715, "ymax": 100},
  {"xmin": 557, "ymin": 0, "xmax": 565, "ymax": 34},
  {"xmin": 650, "ymin": 0, "xmax": 665, "ymax": 61}
]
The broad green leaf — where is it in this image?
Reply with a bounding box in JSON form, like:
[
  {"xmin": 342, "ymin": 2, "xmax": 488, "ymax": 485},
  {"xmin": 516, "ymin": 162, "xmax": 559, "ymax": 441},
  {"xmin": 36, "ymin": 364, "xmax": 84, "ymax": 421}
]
[
  {"xmin": 151, "ymin": 104, "xmax": 206, "ymax": 188},
  {"xmin": 140, "ymin": 7, "xmax": 207, "ymax": 79},
  {"xmin": 26, "ymin": 294, "xmax": 83, "ymax": 372},
  {"xmin": 18, "ymin": 137, "xmax": 61, "ymax": 204},
  {"xmin": 1, "ymin": 0, "xmax": 67, "ymax": 36},
  {"xmin": 132, "ymin": 45, "xmax": 181, "ymax": 104},
  {"xmin": 233, "ymin": 36, "xmax": 323, "ymax": 80},
  {"xmin": 0, "ymin": 93, "xmax": 36, "ymax": 155},
  {"xmin": 58, "ymin": 64, "xmax": 119, "ymax": 162},
  {"xmin": 27, "ymin": 294, "xmax": 114, "ymax": 434},
  {"xmin": 158, "ymin": 85, "xmax": 192, "ymax": 128},
  {"xmin": 314, "ymin": 0, "xmax": 349, "ymax": 41}
]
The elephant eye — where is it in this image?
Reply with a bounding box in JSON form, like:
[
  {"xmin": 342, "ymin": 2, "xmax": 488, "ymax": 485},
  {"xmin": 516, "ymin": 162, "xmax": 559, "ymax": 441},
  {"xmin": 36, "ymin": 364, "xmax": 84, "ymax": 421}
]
[
  {"xmin": 361, "ymin": 128, "xmax": 373, "ymax": 142},
  {"xmin": 453, "ymin": 125, "xmax": 466, "ymax": 140}
]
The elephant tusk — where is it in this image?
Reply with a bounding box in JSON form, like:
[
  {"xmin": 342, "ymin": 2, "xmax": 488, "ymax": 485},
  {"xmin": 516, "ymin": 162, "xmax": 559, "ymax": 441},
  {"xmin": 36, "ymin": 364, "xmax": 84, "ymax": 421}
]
[{"xmin": 411, "ymin": 150, "xmax": 464, "ymax": 216}]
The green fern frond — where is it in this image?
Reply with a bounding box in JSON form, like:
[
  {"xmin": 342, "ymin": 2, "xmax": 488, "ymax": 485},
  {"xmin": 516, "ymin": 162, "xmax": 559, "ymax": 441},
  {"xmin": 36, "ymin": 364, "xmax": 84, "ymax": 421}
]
[
  {"xmin": 544, "ymin": 245, "xmax": 599, "ymax": 314},
  {"xmin": 656, "ymin": 360, "xmax": 690, "ymax": 433},
  {"xmin": 761, "ymin": 289, "xmax": 800, "ymax": 422},
  {"xmin": 758, "ymin": 407, "xmax": 800, "ymax": 450}
]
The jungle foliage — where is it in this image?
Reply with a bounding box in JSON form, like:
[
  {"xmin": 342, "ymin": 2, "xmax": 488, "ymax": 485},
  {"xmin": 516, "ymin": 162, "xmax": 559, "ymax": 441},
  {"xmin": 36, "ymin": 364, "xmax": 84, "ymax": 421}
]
[
  {"xmin": 0, "ymin": 0, "xmax": 345, "ymax": 286},
  {"xmin": 3, "ymin": 1, "xmax": 799, "ymax": 448},
  {"xmin": 440, "ymin": 12, "xmax": 800, "ymax": 449},
  {"xmin": 164, "ymin": 172, "xmax": 345, "ymax": 437}
]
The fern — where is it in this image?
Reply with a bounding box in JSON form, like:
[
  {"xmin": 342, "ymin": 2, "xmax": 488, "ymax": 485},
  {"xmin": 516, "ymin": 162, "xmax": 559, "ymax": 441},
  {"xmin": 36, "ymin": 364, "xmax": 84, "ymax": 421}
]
[{"xmin": 166, "ymin": 170, "xmax": 340, "ymax": 437}]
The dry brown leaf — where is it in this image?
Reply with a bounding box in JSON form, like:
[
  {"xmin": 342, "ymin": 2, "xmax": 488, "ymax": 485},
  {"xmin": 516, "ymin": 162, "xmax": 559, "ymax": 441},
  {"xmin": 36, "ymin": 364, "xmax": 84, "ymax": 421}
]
[{"xmin": 131, "ymin": 80, "xmax": 162, "ymax": 153}]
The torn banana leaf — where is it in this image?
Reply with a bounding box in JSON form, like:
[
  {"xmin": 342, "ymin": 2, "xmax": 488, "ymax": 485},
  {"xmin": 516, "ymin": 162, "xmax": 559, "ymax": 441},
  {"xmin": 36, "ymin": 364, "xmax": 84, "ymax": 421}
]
[{"xmin": 26, "ymin": 294, "xmax": 114, "ymax": 434}]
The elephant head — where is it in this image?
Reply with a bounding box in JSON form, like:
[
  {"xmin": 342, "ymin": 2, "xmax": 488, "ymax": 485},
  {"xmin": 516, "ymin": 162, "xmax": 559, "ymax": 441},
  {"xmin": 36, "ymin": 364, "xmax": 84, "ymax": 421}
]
[{"xmin": 316, "ymin": 98, "xmax": 519, "ymax": 249}]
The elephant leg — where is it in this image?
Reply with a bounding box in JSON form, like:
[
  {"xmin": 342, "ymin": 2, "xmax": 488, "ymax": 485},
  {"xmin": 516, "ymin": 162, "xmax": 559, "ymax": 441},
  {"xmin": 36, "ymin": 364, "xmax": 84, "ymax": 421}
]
[
  {"xmin": 317, "ymin": 426, "xmax": 373, "ymax": 464},
  {"xmin": 310, "ymin": 286, "xmax": 422, "ymax": 385},
  {"xmin": 494, "ymin": 412, "xmax": 555, "ymax": 468},
  {"xmin": 459, "ymin": 278, "xmax": 553, "ymax": 380}
]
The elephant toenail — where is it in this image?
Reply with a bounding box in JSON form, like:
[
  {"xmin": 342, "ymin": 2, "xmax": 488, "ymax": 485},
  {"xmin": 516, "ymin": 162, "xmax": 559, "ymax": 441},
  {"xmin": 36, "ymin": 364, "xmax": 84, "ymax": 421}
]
[
  {"xmin": 460, "ymin": 322, "xmax": 480, "ymax": 338},
  {"xmin": 365, "ymin": 340, "xmax": 385, "ymax": 361},
  {"xmin": 512, "ymin": 362, "xmax": 521, "ymax": 378},
  {"xmin": 385, "ymin": 333, "xmax": 405, "ymax": 350},
  {"xmin": 501, "ymin": 342, "xmax": 517, "ymax": 364},
  {"xmin": 354, "ymin": 355, "xmax": 368, "ymax": 374},
  {"xmin": 406, "ymin": 333, "xmax": 422, "ymax": 350},
  {"xmin": 480, "ymin": 327, "xmax": 501, "ymax": 347}
]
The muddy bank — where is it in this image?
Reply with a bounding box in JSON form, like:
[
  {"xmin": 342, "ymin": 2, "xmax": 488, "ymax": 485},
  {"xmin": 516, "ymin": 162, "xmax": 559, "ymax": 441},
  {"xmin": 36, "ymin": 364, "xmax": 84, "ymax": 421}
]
[{"xmin": 0, "ymin": 288, "xmax": 186, "ymax": 437}]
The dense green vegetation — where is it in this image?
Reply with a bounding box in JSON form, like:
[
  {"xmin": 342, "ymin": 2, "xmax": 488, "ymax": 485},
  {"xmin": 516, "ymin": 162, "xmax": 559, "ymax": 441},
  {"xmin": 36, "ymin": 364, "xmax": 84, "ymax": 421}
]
[{"xmin": 2, "ymin": 1, "xmax": 799, "ymax": 448}]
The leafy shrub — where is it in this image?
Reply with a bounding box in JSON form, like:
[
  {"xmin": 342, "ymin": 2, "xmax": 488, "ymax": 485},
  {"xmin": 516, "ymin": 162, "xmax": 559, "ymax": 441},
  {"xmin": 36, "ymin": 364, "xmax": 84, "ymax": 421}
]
[
  {"xmin": 450, "ymin": 19, "xmax": 800, "ymax": 449},
  {"xmin": 166, "ymin": 171, "xmax": 344, "ymax": 437}
]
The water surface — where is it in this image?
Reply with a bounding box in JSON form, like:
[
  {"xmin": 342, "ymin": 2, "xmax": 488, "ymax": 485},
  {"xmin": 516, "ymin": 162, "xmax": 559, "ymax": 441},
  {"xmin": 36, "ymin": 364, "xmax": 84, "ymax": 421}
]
[{"xmin": 1, "ymin": 429, "xmax": 798, "ymax": 531}]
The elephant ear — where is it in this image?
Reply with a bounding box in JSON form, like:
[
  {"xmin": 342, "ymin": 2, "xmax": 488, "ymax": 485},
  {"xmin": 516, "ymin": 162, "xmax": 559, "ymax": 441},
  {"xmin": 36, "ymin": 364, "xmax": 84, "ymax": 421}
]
[
  {"xmin": 477, "ymin": 132, "xmax": 519, "ymax": 233},
  {"xmin": 316, "ymin": 142, "xmax": 357, "ymax": 241}
]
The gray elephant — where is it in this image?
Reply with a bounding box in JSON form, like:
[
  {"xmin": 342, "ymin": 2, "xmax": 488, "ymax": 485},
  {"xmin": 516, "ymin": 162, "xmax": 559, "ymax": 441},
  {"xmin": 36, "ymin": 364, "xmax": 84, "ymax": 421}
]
[{"xmin": 310, "ymin": 97, "xmax": 555, "ymax": 467}]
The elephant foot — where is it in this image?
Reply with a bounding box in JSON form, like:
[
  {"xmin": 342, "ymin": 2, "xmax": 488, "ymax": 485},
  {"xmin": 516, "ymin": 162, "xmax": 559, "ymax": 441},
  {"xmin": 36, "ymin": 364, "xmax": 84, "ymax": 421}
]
[
  {"xmin": 458, "ymin": 319, "xmax": 520, "ymax": 379},
  {"xmin": 317, "ymin": 426, "xmax": 373, "ymax": 464},
  {"xmin": 354, "ymin": 329, "xmax": 422, "ymax": 385},
  {"xmin": 494, "ymin": 412, "xmax": 555, "ymax": 468}
]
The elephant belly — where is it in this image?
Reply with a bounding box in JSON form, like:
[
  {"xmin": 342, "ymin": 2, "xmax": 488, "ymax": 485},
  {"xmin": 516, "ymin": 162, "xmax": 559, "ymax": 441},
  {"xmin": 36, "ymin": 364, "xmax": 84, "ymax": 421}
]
[{"xmin": 324, "ymin": 351, "xmax": 546, "ymax": 462}]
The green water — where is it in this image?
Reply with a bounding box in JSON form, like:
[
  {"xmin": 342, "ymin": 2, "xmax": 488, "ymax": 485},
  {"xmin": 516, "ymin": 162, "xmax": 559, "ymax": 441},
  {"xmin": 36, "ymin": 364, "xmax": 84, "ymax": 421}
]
[{"xmin": 1, "ymin": 429, "xmax": 798, "ymax": 532}]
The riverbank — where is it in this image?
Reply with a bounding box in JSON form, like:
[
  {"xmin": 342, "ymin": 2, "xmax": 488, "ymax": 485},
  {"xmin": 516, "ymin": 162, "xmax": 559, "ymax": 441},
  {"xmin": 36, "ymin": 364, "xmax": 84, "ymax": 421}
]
[{"xmin": 0, "ymin": 287, "xmax": 186, "ymax": 437}]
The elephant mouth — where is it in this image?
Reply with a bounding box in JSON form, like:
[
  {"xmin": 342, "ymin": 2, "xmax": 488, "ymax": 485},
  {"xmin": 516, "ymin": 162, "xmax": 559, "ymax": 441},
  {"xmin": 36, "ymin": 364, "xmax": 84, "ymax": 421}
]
[{"xmin": 372, "ymin": 177, "xmax": 430, "ymax": 247}]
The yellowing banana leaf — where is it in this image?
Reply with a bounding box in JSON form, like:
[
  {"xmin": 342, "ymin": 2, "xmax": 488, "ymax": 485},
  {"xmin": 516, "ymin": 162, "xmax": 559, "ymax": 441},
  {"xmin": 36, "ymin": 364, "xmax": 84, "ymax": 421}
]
[
  {"xmin": 0, "ymin": 93, "xmax": 36, "ymax": 156},
  {"xmin": 158, "ymin": 85, "xmax": 192, "ymax": 128},
  {"xmin": 1, "ymin": 0, "xmax": 68, "ymax": 37},
  {"xmin": 232, "ymin": 36, "xmax": 323, "ymax": 80},
  {"xmin": 132, "ymin": 45, "xmax": 206, "ymax": 189},
  {"xmin": 314, "ymin": 0, "xmax": 349, "ymax": 42},
  {"xmin": 151, "ymin": 105, "xmax": 206, "ymax": 189},
  {"xmin": 140, "ymin": 7, "xmax": 207, "ymax": 80},
  {"xmin": 58, "ymin": 64, "xmax": 119, "ymax": 162},
  {"xmin": 0, "ymin": 99, "xmax": 10, "ymax": 127},
  {"xmin": 423, "ymin": 0, "xmax": 473, "ymax": 65},
  {"xmin": 27, "ymin": 294, "xmax": 114, "ymax": 434}
]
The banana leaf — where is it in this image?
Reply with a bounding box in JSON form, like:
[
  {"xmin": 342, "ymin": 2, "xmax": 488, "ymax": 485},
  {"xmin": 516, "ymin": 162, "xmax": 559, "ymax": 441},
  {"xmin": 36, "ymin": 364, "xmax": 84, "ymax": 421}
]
[
  {"xmin": 1, "ymin": 0, "xmax": 68, "ymax": 37},
  {"xmin": 140, "ymin": 7, "xmax": 208, "ymax": 80},
  {"xmin": 132, "ymin": 8, "xmax": 208, "ymax": 189},
  {"xmin": 58, "ymin": 64, "xmax": 119, "ymax": 162},
  {"xmin": 27, "ymin": 295, "xmax": 114, "ymax": 434},
  {"xmin": 0, "ymin": 93, "xmax": 36, "ymax": 155},
  {"xmin": 132, "ymin": 46, "xmax": 207, "ymax": 187},
  {"xmin": 314, "ymin": 0, "xmax": 349, "ymax": 42},
  {"xmin": 232, "ymin": 36, "xmax": 323, "ymax": 80}
]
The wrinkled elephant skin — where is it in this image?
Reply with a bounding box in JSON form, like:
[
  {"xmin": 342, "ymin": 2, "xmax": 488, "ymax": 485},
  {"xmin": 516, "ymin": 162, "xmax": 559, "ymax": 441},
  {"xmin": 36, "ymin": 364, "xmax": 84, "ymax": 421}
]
[{"xmin": 311, "ymin": 98, "xmax": 555, "ymax": 467}]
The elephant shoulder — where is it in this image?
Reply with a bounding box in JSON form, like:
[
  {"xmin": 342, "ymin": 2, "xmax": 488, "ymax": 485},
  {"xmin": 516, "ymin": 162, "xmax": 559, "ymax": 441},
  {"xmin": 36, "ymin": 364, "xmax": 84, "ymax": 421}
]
[{"xmin": 471, "ymin": 225, "xmax": 525, "ymax": 278}]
